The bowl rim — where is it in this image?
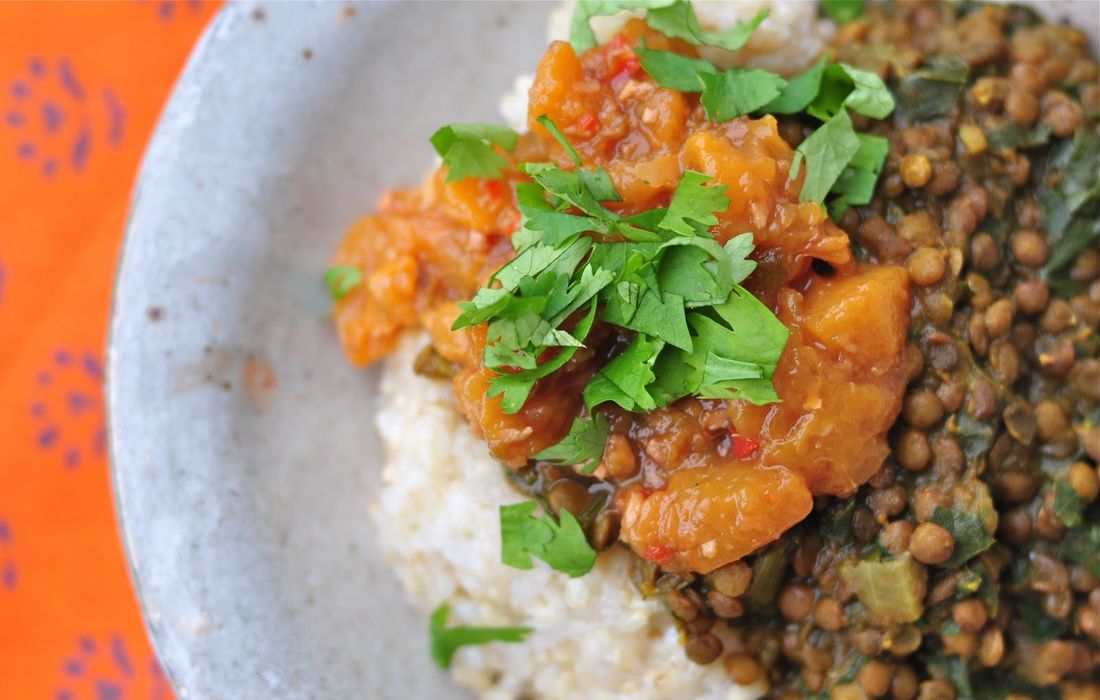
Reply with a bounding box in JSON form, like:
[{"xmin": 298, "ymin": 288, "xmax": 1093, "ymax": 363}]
[{"xmin": 105, "ymin": 4, "xmax": 234, "ymax": 694}]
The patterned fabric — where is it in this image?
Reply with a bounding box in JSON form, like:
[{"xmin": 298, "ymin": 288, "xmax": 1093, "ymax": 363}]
[{"xmin": 0, "ymin": 2, "xmax": 220, "ymax": 697}]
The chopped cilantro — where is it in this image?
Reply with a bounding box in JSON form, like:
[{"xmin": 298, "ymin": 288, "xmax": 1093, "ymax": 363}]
[
  {"xmin": 660, "ymin": 169, "xmax": 730, "ymax": 235},
  {"xmin": 820, "ymin": 0, "xmax": 864, "ymax": 23},
  {"xmin": 323, "ymin": 265, "xmax": 363, "ymax": 300},
  {"xmin": 828, "ymin": 133, "xmax": 889, "ymax": 219},
  {"xmin": 500, "ymin": 500, "xmax": 598, "ymax": 577},
  {"xmin": 833, "ymin": 64, "xmax": 894, "ymax": 120},
  {"xmin": 763, "ymin": 56, "xmax": 829, "ymax": 114},
  {"xmin": 636, "ymin": 45, "xmax": 785, "ymax": 123},
  {"xmin": 450, "ymin": 118, "xmax": 789, "ymax": 469},
  {"xmin": 930, "ymin": 507, "xmax": 995, "ymax": 568},
  {"xmin": 430, "ymin": 123, "xmax": 518, "ymax": 181},
  {"xmin": 428, "ymin": 603, "xmax": 532, "ymax": 669},
  {"xmin": 698, "ymin": 68, "xmax": 787, "ymax": 123},
  {"xmin": 533, "ymin": 414, "xmax": 610, "ymax": 473},
  {"xmin": 636, "ymin": 43, "xmax": 714, "ymax": 91},
  {"xmin": 792, "ymin": 109, "xmax": 862, "ymax": 204}
]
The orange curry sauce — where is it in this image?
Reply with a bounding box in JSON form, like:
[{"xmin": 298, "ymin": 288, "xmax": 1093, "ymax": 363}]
[{"xmin": 331, "ymin": 23, "xmax": 912, "ymax": 575}]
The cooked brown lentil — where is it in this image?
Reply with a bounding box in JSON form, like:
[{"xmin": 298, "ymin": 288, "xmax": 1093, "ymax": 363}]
[{"xmin": 910, "ymin": 523, "xmax": 955, "ymax": 565}]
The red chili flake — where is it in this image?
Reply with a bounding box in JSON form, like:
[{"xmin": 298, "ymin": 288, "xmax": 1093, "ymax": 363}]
[
  {"xmin": 622, "ymin": 57, "xmax": 641, "ymax": 76},
  {"xmin": 731, "ymin": 434, "xmax": 760, "ymax": 460},
  {"xmin": 484, "ymin": 179, "xmax": 504, "ymax": 200},
  {"xmin": 579, "ymin": 112, "xmax": 599, "ymax": 134},
  {"xmin": 643, "ymin": 544, "xmax": 675, "ymax": 564},
  {"xmin": 608, "ymin": 34, "xmax": 629, "ymax": 53}
]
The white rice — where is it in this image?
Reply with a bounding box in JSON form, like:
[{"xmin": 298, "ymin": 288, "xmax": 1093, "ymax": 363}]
[{"xmin": 371, "ymin": 4, "xmax": 833, "ymax": 697}]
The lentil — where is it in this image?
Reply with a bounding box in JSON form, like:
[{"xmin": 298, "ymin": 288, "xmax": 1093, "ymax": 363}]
[
  {"xmin": 900, "ymin": 154, "xmax": 933, "ymax": 188},
  {"xmin": 909, "ymin": 523, "xmax": 954, "ymax": 565}
]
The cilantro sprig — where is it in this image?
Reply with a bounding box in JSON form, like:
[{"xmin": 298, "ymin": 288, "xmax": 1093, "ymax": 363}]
[
  {"xmin": 533, "ymin": 413, "xmax": 610, "ymax": 473},
  {"xmin": 500, "ymin": 500, "xmax": 598, "ymax": 577},
  {"xmin": 324, "ymin": 265, "xmax": 363, "ymax": 300},
  {"xmin": 430, "ymin": 123, "xmax": 519, "ymax": 182},
  {"xmin": 428, "ymin": 603, "xmax": 533, "ymax": 669}
]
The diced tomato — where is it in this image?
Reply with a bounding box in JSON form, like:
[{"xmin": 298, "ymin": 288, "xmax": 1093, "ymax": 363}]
[{"xmin": 731, "ymin": 434, "xmax": 760, "ymax": 460}]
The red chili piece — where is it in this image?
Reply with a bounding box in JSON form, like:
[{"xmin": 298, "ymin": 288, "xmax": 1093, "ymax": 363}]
[{"xmin": 732, "ymin": 435, "xmax": 760, "ymax": 460}]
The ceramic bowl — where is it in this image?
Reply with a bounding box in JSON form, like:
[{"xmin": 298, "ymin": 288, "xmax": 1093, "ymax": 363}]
[{"xmin": 108, "ymin": 3, "xmax": 1097, "ymax": 699}]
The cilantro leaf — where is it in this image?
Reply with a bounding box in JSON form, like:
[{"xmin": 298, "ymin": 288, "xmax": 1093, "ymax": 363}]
[
  {"xmin": 646, "ymin": 2, "xmax": 768, "ymax": 52},
  {"xmin": 836, "ymin": 63, "xmax": 895, "ymax": 119},
  {"xmin": 455, "ymin": 168, "xmax": 787, "ymax": 417},
  {"xmin": 430, "ymin": 123, "xmax": 518, "ymax": 182},
  {"xmin": 536, "ymin": 114, "xmax": 583, "ymax": 167},
  {"xmin": 724, "ymin": 232, "xmax": 758, "ymax": 284},
  {"xmin": 828, "ymin": 132, "xmax": 889, "ymax": 219},
  {"xmin": 429, "ymin": 603, "xmax": 532, "ymax": 669},
  {"xmin": 568, "ymin": 0, "xmax": 676, "ymax": 53},
  {"xmin": 699, "ymin": 68, "xmax": 787, "ymax": 123},
  {"xmin": 792, "ymin": 109, "xmax": 861, "ymax": 203},
  {"xmin": 635, "ymin": 43, "xmax": 715, "ymax": 91},
  {"xmin": 487, "ymin": 300, "xmax": 599, "ymax": 412},
  {"xmin": 533, "ymin": 413, "xmax": 610, "ymax": 472},
  {"xmin": 583, "ymin": 335, "xmax": 664, "ymax": 411},
  {"xmin": 636, "ymin": 45, "xmax": 786, "ymax": 123},
  {"xmin": 807, "ymin": 63, "xmax": 894, "ymax": 122},
  {"xmin": 324, "ymin": 265, "xmax": 363, "ymax": 300},
  {"xmin": 820, "ymin": 0, "xmax": 864, "ymax": 23},
  {"xmin": 931, "ymin": 507, "xmax": 995, "ymax": 568},
  {"xmin": 603, "ymin": 288, "xmax": 692, "ymax": 351},
  {"xmin": 659, "ymin": 170, "xmax": 730, "ymax": 236},
  {"xmin": 522, "ymin": 162, "xmax": 621, "ymax": 219},
  {"xmin": 1053, "ymin": 480, "xmax": 1085, "ymax": 528},
  {"xmin": 500, "ymin": 501, "xmax": 598, "ymax": 577},
  {"xmin": 762, "ymin": 56, "xmax": 828, "ymax": 114}
]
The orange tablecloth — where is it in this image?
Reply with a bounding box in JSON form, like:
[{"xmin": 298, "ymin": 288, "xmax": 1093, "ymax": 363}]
[{"xmin": 0, "ymin": 3, "xmax": 219, "ymax": 697}]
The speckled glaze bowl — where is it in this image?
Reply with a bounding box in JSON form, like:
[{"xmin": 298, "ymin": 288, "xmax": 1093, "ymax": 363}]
[{"xmin": 108, "ymin": 3, "xmax": 1097, "ymax": 699}]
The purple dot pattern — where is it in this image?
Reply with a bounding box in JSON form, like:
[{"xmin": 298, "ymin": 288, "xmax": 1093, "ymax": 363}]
[
  {"xmin": 150, "ymin": 0, "xmax": 204, "ymax": 23},
  {"xmin": 0, "ymin": 518, "xmax": 16, "ymax": 591},
  {"xmin": 54, "ymin": 635, "xmax": 170, "ymax": 700},
  {"xmin": 29, "ymin": 348, "xmax": 106, "ymax": 469},
  {"xmin": 2, "ymin": 56, "xmax": 126, "ymax": 177}
]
